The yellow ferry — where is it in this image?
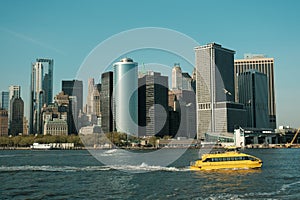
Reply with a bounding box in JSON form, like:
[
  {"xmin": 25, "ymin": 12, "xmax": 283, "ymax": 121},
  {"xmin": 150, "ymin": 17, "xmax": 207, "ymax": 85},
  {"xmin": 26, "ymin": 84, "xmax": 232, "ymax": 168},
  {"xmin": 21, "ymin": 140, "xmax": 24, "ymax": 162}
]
[{"xmin": 190, "ymin": 146, "xmax": 262, "ymax": 170}]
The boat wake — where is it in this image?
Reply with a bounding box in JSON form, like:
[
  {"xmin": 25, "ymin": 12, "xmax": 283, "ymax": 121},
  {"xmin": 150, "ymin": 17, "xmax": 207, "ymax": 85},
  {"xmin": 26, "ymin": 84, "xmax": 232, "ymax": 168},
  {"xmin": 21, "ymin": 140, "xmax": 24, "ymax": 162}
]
[{"xmin": 0, "ymin": 163, "xmax": 190, "ymax": 173}]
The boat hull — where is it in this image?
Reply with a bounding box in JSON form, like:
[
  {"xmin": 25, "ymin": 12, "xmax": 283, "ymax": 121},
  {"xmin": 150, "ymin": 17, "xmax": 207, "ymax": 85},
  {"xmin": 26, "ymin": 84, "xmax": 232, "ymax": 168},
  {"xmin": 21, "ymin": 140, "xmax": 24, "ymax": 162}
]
[{"xmin": 190, "ymin": 160, "xmax": 262, "ymax": 170}]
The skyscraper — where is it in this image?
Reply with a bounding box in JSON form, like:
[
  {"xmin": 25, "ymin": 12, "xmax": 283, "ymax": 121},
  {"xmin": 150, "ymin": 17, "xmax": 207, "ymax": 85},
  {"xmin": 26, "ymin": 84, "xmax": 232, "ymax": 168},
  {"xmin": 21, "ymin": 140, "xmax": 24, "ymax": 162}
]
[
  {"xmin": 234, "ymin": 54, "xmax": 276, "ymax": 129},
  {"xmin": 1, "ymin": 91, "xmax": 9, "ymax": 110},
  {"xmin": 238, "ymin": 70, "xmax": 269, "ymax": 128},
  {"xmin": 62, "ymin": 80, "xmax": 83, "ymax": 113},
  {"xmin": 30, "ymin": 58, "xmax": 54, "ymax": 134},
  {"xmin": 86, "ymin": 78, "xmax": 95, "ymax": 115},
  {"xmin": 9, "ymin": 85, "xmax": 21, "ymax": 100},
  {"xmin": 113, "ymin": 58, "xmax": 138, "ymax": 135},
  {"xmin": 195, "ymin": 43, "xmax": 246, "ymax": 139},
  {"xmin": 100, "ymin": 72, "xmax": 113, "ymax": 133},
  {"xmin": 10, "ymin": 97, "xmax": 24, "ymax": 136},
  {"xmin": 172, "ymin": 63, "xmax": 182, "ymax": 90},
  {"xmin": 138, "ymin": 71, "xmax": 169, "ymax": 137}
]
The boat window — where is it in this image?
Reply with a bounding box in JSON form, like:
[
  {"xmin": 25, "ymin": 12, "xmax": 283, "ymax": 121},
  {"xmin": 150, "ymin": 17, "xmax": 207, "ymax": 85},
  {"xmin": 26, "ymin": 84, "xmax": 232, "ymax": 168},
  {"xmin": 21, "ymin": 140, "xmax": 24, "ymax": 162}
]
[{"xmin": 203, "ymin": 158, "xmax": 212, "ymax": 162}]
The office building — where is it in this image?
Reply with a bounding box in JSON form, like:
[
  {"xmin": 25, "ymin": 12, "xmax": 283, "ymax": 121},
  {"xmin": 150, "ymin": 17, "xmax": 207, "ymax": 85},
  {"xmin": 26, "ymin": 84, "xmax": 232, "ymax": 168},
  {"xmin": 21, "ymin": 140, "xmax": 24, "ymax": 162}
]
[
  {"xmin": 62, "ymin": 80, "xmax": 83, "ymax": 113},
  {"xmin": 86, "ymin": 78, "xmax": 95, "ymax": 115},
  {"xmin": 182, "ymin": 73, "xmax": 193, "ymax": 91},
  {"xmin": 195, "ymin": 43, "xmax": 246, "ymax": 139},
  {"xmin": 93, "ymin": 83, "xmax": 101, "ymax": 117},
  {"xmin": 1, "ymin": 91, "xmax": 9, "ymax": 110},
  {"xmin": 238, "ymin": 70, "xmax": 269, "ymax": 128},
  {"xmin": 100, "ymin": 71, "xmax": 113, "ymax": 133},
  {"xmin": 0, "ymin": 108, "xmax": 8, "ymax": 136},
  {"xmin": 234, "ymin": 54, "xmax": 276, "ymax": 129},
  {"xmin": 113, "ymin": 58, "xmax": 138, "ymax": 135},
  {"xmin": 9, "ymin": 85, "xmax": 21, "ymax": 100},
  {"xmin": 138, "ymin": 71, "xmax": 169, "ymax": 137},
  {"xmin": 172, "ymin": 63, "xmax": 182, "ymax": 90},
  {"xmin": 30, "ymin": 58, "xmax": 54, "ymax": 134},
  {"xmin": 44, "ymin": 119, "xmax": 68, "ymax": 136},
  {"xmin": 10, "ymin": 97, "xmax": 24, "ymax": 136}
]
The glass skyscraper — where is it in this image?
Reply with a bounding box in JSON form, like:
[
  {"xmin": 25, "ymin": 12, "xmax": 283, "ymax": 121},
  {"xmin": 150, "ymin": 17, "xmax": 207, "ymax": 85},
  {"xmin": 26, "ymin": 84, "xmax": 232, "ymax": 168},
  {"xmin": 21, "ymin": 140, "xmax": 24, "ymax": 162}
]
[
  {"xmin": 234, "ymin": 54, "xmax": 276, "ymax": 129},
  {"xmin": 113, "ymin": 58, "xmax": 138, "ymax": 135},
  {"xmin": 30, "ymin": 58, "xmax": 54, "ymax": 134}
]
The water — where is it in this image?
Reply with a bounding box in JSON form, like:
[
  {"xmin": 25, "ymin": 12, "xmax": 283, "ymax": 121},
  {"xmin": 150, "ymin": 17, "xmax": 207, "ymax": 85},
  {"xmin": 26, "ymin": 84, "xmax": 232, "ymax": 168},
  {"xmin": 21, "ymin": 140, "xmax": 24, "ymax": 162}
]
[{"xmin": 1, "ymin": 148, "xmax": 300, "ymax": 199}]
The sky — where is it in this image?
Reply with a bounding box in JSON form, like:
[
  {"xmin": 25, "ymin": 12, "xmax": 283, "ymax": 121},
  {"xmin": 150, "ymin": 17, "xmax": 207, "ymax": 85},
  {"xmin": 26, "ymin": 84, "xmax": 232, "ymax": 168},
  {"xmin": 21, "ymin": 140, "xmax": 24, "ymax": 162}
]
[{"xmin": 0, "ymin": 0, "xmax": 299, "ymax": 128}]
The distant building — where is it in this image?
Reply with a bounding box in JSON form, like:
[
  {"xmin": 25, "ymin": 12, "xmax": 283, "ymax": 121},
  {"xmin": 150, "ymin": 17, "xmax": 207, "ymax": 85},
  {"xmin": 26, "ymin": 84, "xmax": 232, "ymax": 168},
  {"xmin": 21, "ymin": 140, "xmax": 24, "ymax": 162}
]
[
  {"xmin": 10, "ymin": 97, "xmax": 24, "ymax": 136},
  {"xmin": 172, "ymin": 63, "xmax": 182, "ymax": 90},
  {"xmin": 62, "ymin": 79, "xmax": 83, "ymax": 114},
  {"xmin": 238, "ymin": 70, "xmax": 269, "ymax": 128},
  {"xmin": 30, "ymin": 58, "xmax": 54, "ymax": 134},
  {"xmin": 9, "ymin": 85, "xmax": 21, "ymax": 100},
  {"xmin": 44, "ymin": 119, "xmax": 68, "ymax": 136},
  {"xmin": 182, "ymin": 73, "xmax": 193, "ymax": 91},
  {"xmin": 93, "ymin": 83, "xmax": 101, "ymax": 117},
  {"xmin": 0, "ymin": 108, "xmax": 8, "ymax": 136},
  {"xmin": 235, "ymin": 54, "xmax": 276, "ymax": 129},
  {"xmin": 100, "ymin": 71, "xmax": 114, "ymax": 133},
  {"xmin": 138, "ymin": 71, "xmax": 169, "ymax": 137},
  {"xmin": 23, "ymin": 116, "xmax": 29, "ymax": 135},
  {"xmin": 86, "ymin": 78, "xmax": 95, "ymax": 115},
  {"xmin": 1, "ymin": 91, "xmax": 9, "ymax": 110},
  {"xmin": 195, "ymin": 43, "xmax": 246, "ymax": 139},
  {"xmin": 113, "ymin": 58, "xmax": 138, "ymax": 135}
]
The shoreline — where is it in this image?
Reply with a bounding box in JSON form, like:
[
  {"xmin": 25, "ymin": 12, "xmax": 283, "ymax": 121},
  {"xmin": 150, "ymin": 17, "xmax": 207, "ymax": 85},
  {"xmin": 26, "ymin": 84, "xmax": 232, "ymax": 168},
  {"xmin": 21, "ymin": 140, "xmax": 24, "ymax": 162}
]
[{"xmin": 1, "ymin": 144, "xmax": 300, "ymax": 150}]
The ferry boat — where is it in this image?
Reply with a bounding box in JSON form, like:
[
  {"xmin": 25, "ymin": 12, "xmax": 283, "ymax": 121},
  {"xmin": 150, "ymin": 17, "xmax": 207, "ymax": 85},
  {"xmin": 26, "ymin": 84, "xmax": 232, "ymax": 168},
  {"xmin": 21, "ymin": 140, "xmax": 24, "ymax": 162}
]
[
  {"xmin": 30, "ymin": 143, "xmax": 53, "ymax": 150},
  {"xmin": 190, "ymin": 146, "xmax": 262, "ymax": 170}
]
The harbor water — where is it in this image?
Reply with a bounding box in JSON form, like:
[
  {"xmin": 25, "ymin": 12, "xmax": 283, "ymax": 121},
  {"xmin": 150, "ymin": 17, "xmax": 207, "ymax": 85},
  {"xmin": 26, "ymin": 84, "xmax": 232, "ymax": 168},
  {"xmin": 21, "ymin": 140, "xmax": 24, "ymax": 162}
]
[{"xmin": 1, "ymin": 148, "xmax": 300, "ymax": 199}]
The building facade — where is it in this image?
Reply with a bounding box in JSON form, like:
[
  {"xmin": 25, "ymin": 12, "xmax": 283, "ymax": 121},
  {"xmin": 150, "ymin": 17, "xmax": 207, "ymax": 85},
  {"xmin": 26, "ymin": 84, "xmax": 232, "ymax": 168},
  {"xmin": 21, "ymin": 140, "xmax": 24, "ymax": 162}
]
[
  {"xmin": 238, "ymin": 70, "xmax": 269, "ymax": 128},
  {"xmin": 30, "ymin": 58, "xmax": 54, "ymax": 134},
  {"xmin": 10, "ymin": 97, "xmax": 24, "ymax": 136},
  {"xmin": 113, "ymin": 58, "xmax": 138, "ymax": 135},
  {"xmin": 138, "ymin": 71, "xmax": 169, "ymax": 137},
  {"xmin": 195, "ymin": 43, "xmax": 246, "ymax": 139},
  {"xmin": 1, "ymin": 91, "xmax": 9, "ymax": 110},
  {"xmin": 0, "ymin": 109, "xmax": 8, "ymax": 136},
  {"xmin": 171, "ymin": 63, "xmax": 182, "ymax": 90},
  {"xmin": 62, "ymin": 80, "xmax": 83, "ymax": 114},
  {"xmin": 100, "ymin": 71, "xmax": 114, "ymax": 133},
  {"xmin": 43, "ymin": 119, "xmax": 68, "ymax": 136},
  {"xmin": 234, "ymin": 54, "xmax": 276, "ymax": 129}
]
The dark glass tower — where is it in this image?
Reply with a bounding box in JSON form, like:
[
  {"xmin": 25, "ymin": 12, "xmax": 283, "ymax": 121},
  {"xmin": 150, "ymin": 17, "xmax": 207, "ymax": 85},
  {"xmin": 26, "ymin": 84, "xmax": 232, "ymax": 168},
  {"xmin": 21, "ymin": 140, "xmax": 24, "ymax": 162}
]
[
  {"xmin": 100, "ymin": 72, "xmax": 113, "ymax": 133},
  {"xmin": 138, "ymin": 71, "xmax": 169, "ymax": 137}
]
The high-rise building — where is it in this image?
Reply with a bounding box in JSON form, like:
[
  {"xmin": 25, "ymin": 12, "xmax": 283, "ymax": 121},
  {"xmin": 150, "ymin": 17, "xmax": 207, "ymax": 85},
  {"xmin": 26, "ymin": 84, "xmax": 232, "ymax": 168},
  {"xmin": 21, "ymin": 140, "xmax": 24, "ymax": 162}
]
[
  {"xmin": 1, "ymin": 91, "xmax": 9, "ymax": 110},
  {"xmin": 30, "ymin": 58, "xmax": 54, "ymax": 134},
  {"xmin": 172, "ymin": 63, "xmax": 182, "ymax": 90},
  {"xmin": 93, "ymin": 83, "xmax": 101, "ymax": 117},
  {"xmin": 62, "ymin": 80, "xmax": 83, "ymax": 113},
  {"xmin": 182, "ymin": 73, "xmax": 193, "ymax": 91},
  {"xmin": 238, "ymin": 70, "xmax": 269, "ymax": 128},
  {"xmin": 234, "ymin": 54, "xmax": 276, "ymax": 129},
  {"xmin": 9, "ymin": 85, "xmax": 21, "ymax": 100},
  {"xmin": 100, "ymin": 71, "xmax": 114, "ymax": 133},
  {"xmin": 86, "ymin": 78, "xmax": 95, "ymax": 115},
  {"xmin": 138, "ymin": 71, "xmax": 169, "ymax": 137},
  {"xmin": 113, "ymin": 58, "xmax": 138, "ymax": 135},
  {"xmin": 0, "ymin": 108, "xmax": 8, "ymax": 136},
  {"xmin": 10, "ymin": 97, "xmax": 24, "ymax": 136},
  {"xmin": 195, "ymin": 43, "xmax": 246, "ymax": 139}
]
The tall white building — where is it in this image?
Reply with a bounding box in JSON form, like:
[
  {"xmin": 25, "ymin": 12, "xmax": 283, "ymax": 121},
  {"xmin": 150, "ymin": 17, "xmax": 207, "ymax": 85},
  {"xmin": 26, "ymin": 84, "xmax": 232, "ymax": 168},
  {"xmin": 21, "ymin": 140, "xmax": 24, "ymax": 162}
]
[
  {"xmin": 195, "ymin": 43, "xmax": 246, "ymax": 140},
  {"xmin": 30, "ymin": 58, "xmax": 54, "ymax": 134},
  {"xmin": 172, "ymin": 63, "xmax": 182, "ymax": 90},
  {"xmin": 113, "ymin": 58, "xmax": 138, "ymax": 135}
]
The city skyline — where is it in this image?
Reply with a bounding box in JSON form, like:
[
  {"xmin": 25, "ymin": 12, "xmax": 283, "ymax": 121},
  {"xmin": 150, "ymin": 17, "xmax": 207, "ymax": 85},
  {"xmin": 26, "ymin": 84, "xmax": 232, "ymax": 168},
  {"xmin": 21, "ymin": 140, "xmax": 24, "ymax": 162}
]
[{"xmin": 0, "ymin": 1, "xmax": 300, "ymax": 128}]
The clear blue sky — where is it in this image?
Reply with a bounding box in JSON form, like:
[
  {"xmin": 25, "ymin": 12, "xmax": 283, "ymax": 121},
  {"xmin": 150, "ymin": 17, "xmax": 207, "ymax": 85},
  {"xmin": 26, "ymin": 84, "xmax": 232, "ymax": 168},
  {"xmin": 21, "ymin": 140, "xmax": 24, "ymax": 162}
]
[{"xmin": 0, "ymin": 0, "xmax": 299, "ymax": 128}]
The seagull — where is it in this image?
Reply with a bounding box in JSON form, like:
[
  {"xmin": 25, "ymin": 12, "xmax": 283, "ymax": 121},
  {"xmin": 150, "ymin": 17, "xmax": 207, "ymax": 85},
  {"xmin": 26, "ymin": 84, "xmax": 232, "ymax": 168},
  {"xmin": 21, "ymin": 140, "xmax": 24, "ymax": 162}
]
[{"xmin": 223, "ymin": 88, "xmax": 232, "ymax": 95}]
